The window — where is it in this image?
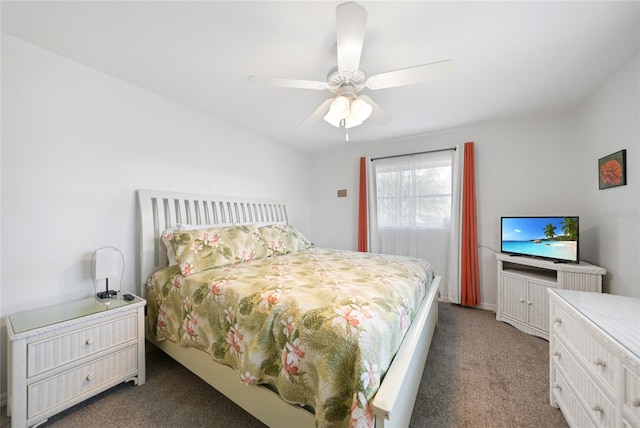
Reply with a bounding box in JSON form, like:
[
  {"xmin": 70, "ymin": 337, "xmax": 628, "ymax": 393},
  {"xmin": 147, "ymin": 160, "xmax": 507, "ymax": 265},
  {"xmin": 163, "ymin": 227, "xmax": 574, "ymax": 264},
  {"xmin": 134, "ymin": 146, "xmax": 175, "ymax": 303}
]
[{"xmin": 374, "ymin": 155, "xmax": 452, "ymax": 229}]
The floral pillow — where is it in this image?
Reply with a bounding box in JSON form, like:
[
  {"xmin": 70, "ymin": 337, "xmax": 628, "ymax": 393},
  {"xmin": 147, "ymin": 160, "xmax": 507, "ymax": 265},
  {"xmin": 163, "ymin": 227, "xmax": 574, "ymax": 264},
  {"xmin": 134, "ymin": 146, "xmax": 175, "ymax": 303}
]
[
  {"xmin": 170, "ymin": 224, "xmax": 269, "ymax": 276},
  {"xmin": 258, "ymin": 224, "xmax": 312, "ymax": 256}
]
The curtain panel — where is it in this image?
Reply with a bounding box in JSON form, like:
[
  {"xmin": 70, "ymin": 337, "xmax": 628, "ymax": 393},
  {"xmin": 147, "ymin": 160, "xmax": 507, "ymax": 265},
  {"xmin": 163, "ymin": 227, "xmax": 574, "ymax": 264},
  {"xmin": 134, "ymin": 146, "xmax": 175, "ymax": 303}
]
[
  {"xmin": 358, "ymin": 157, "xmax": 368, "ymax": 252},
  {"xmin": 460, "ymin": 142, "xmax": 480, "ymax": 307}
]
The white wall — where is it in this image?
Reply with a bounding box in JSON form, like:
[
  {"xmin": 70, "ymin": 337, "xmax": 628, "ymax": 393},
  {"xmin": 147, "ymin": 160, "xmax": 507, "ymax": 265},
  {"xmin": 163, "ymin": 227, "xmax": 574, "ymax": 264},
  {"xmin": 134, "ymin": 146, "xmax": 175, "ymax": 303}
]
[
  {"xmin": 311, "ymin": 114, "xmax": 578, "ymax": 310},
  {"xmin": 575, "ymin": 54, "xmax": 639, "ymax": 298},
  {"xmin": 0, "ymin": 35, "xmax": 312, "ymax": 397}
]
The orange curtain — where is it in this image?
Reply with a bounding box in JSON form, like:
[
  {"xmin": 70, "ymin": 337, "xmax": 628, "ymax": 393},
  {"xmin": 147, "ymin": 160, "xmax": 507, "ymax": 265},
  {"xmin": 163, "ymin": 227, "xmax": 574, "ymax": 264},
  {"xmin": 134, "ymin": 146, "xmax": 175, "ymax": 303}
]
[
  {"xmin": 357, "ymin": 157, "xmax": 368, "ymax": 252},
  {"xmin": 461, "ymin": 142, "xmax": 480, "ymax": 306}
]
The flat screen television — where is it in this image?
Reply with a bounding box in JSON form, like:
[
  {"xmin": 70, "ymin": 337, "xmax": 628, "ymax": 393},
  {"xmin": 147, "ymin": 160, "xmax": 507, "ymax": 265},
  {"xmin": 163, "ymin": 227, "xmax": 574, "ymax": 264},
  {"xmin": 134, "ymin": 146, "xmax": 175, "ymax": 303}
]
[{"xmin": 501, "ymin": 216, "xmax": 579, "ymax": 263}]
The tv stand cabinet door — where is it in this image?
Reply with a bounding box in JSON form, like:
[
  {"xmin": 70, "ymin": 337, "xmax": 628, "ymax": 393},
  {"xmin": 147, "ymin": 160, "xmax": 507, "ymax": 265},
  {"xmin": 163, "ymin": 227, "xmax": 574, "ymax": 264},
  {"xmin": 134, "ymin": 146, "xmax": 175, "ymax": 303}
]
[
  {"xmin": 499, "ymin": 273, "xmax": 528, "ymax": 324},
  {"xmin": 527, "ymin": 280, "xmax": 550, "ymax": 332}
]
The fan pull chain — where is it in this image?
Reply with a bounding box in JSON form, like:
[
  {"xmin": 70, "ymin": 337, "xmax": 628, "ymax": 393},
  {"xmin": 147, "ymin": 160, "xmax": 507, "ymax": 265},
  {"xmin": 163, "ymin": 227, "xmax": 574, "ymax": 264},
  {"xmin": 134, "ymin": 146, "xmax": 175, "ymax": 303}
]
[{"xmin": 339, "ymin": 118, "xmax": 349, "ymax": 141}]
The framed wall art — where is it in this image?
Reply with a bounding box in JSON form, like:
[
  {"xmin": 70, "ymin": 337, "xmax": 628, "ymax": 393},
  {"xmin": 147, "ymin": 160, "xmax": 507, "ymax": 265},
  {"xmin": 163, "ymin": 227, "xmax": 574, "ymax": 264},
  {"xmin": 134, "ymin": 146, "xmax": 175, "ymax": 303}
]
[{"xmin": 598, "ymin": 149, "xmax": 627, "ymax": 190}]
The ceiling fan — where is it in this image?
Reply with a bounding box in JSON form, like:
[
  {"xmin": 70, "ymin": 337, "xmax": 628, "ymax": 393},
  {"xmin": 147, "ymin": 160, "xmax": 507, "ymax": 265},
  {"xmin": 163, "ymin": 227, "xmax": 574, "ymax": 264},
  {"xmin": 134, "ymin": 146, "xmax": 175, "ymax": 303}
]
[{"xmin": 248, "ymin": 1, "xmax": 453, "ymax": 134}]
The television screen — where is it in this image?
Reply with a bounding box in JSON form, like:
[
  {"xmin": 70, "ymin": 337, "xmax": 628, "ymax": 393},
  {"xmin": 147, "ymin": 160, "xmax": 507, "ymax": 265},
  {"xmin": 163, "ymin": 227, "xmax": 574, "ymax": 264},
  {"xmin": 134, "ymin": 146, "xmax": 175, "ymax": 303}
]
[{"xmin": 501, "ymin": 216, "xmax": 579, "ymax": 263}]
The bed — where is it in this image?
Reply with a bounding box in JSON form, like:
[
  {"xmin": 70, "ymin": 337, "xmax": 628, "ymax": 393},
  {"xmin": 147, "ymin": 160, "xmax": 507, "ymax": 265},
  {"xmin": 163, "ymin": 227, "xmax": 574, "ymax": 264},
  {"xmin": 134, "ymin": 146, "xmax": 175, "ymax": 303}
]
[{"xmin": 137, "ymin": 189, "xmax": 440, "ymax": 427}]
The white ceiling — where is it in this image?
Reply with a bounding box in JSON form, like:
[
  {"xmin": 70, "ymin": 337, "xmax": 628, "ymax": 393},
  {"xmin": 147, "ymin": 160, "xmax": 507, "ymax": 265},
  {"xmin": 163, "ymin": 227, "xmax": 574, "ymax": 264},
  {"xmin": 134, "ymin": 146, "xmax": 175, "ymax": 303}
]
[{"xmin": 2, "ymin": 1, "xmax": 639, "ymax": 154}]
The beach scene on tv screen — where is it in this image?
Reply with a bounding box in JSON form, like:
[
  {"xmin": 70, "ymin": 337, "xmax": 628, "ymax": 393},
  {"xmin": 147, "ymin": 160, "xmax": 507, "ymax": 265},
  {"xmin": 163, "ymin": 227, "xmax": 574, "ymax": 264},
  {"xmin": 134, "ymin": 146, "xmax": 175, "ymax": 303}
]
[{"xmin": 502, "ymin": 217, "xmax": 578, "ymax": 261}]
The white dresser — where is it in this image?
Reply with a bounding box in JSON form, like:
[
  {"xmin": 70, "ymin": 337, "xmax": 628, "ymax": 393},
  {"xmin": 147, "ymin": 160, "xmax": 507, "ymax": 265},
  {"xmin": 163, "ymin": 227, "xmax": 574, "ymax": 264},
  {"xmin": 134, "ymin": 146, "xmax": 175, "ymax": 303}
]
[
  {"xmin": 7, "ymin": 295, "xmax": 146, "ymax": 428},
  {"xmin": 548, "ymin": 289, "xmax": 640, "ymax": 428}
]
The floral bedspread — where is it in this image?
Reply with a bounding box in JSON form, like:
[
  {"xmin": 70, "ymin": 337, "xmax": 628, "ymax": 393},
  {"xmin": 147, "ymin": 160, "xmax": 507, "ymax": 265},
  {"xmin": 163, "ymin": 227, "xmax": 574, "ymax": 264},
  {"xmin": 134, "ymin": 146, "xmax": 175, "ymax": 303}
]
[{"xmin": 146, "ymin": 247, "xmax": 434, "ymax": 427}]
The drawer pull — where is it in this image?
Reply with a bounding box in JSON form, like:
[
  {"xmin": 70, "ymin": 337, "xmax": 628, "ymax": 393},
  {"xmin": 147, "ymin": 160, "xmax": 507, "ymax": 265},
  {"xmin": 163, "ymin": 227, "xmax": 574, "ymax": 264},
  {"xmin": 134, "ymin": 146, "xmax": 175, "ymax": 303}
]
[
  {"xmin": 591, "ymin": 404, "xmax": 604, "ymax": 413},
  {"xmin": 593, "ymin": 358, "xmax": 607, "ymax": 368},
  {"xmin": 85, "ymin": 374, "xmax": 93, "ymax": 381},
  {"xmin": 85, "ymin": 338, "xmax": 94, "ymax": 345},
  {"xmin": 553, "ymin": 351, "xmax": 561, "ymax": 359},
  {"xmin": 527, "ymin": 301, "xmax": 532, "ymax": 306},
  {"xmin": 632, "ymin": 398, "xmax": 640, "ymax": 407},
  {"xmin": 519, "ymin": 298, "xmax": 525, "ymax": 303},
  {"xmin": 553, "ymin": 383, "xmax": 562, "ymax": 391},
  {"xmin": 553, "ymin": 317, "xmax": 562, "ymax": 325}
]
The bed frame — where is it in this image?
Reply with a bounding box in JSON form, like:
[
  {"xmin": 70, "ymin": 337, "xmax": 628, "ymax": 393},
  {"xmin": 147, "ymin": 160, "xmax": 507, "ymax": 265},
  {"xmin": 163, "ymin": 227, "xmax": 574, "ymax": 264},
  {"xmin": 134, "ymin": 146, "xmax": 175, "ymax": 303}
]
[{"xmin": 136, "ymin": 189, "xmax": 440, "ymax": 427}]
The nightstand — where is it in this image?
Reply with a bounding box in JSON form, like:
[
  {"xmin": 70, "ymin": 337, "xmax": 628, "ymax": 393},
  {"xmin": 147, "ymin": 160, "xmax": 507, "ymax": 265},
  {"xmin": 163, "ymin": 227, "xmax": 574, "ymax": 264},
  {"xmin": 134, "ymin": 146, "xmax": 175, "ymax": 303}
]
[{"xmin": 6, "ymin": 294, "xmax": 146, "ymax": 428}]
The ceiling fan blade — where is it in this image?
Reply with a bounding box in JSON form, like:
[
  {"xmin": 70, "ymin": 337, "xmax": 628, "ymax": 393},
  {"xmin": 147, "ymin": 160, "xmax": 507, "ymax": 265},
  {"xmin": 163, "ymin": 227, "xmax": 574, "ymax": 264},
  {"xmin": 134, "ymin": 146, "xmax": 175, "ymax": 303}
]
[
  {"xmin": 248, "ymin": 75, "xmax": 328, "ymax": 90},
  {"xmin": 299, "ymin": 98, "xmax": 334, "ymax": 127},
  {"xmin": 336, "ymin": 2, "xmax": 367, "ymax": 74},
  {"xmin": 366, "ymin": 60, "xmax": 454, "ymax": 90},
  {"xmin": 359, "ymin": 95, "xmax": 391, "ymax": 125}
]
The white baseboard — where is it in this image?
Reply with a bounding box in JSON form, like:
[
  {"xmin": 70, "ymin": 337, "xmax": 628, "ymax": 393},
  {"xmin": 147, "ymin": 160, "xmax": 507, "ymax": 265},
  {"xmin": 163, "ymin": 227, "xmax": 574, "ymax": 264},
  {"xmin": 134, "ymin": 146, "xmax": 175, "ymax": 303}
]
[
  {"xmin": 437, "ymin": 297, "xmax": 496, "ymax": 313},
  {"xmin": 478, "ymin": 302, "xmax": 496, "ymax": 312}
]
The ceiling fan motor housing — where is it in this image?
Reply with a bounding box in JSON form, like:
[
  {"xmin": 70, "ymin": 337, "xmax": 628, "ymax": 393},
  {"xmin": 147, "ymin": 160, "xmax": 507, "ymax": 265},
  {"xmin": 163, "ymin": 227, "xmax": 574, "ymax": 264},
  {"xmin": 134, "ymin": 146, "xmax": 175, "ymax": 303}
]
[{"xmin": 327, "ymin": 68, "xmax": 367, "ymax": 94}]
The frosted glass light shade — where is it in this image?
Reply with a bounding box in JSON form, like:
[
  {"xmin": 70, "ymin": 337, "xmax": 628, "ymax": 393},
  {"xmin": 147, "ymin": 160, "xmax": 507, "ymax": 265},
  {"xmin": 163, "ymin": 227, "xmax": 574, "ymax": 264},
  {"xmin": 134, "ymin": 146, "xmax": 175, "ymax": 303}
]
[
  {"xmin": 351, "ymin": 98, "xmax": 372, "ymax": 122},
  {"xmin": 331, "ymin": 96, "xmax": 350, "ymax": 119},
  {"xmin": 323, "ymin": 109, "xmax": 342, "ymax": 127},
  {"xmin": 95, "ymin": 249, "xmax": 120, "ymax": 279}
]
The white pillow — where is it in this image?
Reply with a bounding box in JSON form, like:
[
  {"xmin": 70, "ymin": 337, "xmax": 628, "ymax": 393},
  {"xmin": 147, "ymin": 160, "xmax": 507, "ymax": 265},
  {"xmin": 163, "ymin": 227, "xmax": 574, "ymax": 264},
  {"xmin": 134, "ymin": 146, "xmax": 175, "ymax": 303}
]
[{"xmin": 160, "ymin": 228, "xmax": 179, "ymax": 265}]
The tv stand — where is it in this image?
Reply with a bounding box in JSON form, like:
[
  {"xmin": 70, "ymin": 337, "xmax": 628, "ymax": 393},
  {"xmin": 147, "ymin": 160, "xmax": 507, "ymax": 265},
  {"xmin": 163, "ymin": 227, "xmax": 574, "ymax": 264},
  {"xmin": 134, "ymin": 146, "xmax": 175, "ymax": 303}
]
[{"xmin": 495, "ymin": 253, "xmax": 605, "ymax": 340}]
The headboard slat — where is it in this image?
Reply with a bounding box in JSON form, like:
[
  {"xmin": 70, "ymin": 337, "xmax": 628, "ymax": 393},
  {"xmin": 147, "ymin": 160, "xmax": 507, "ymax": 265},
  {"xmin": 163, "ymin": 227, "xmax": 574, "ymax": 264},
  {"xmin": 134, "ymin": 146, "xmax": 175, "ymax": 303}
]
[{"xmin": 151, "ymin": 197, "xmax": 160, "ymax": 267}]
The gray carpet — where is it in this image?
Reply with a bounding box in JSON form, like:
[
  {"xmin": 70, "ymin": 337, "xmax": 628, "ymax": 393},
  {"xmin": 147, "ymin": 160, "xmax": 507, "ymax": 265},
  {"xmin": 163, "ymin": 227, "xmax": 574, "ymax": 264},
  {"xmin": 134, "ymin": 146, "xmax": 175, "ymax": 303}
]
[
  {"xmin": 410, "ymin": 302, "xmax": 567, "ymax": 427},
  {"xmin": 1, "ymin": 302, "xmax": 568, "ymax": 427}
]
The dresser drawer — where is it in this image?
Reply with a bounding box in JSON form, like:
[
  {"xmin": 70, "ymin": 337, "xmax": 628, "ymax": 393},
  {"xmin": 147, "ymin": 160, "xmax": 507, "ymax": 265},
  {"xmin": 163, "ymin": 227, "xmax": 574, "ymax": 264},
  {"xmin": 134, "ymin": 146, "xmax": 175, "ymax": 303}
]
[
  {"xmin": 552, "ymin": 366, "xmax": 597, "ymax": 428},
  {"xmin": 27, "ymin": 313, "xmax": 138, "ymax": 377},
  {"xmin": 624, "ymin": 365, "xmax": 640, "ymax": 426},
  {"xmin": 551, "ymin": 303, "xmax": 616, "ymax": 390},
  {"xmin": 27, "ymin": 345, "xmax": 138, "ymax": 418},
  {"xmin": 551, "ymin": 335, "xmax": 615, "ymax": 428}
]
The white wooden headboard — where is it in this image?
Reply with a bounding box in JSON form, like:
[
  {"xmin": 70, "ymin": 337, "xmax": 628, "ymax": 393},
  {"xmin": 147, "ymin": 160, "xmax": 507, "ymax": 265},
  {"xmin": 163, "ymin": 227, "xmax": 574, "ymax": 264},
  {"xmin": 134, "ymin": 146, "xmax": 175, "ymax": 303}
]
[{"xmin": 136, "ymin": 189, "xmax": 288, "ymax": 298}]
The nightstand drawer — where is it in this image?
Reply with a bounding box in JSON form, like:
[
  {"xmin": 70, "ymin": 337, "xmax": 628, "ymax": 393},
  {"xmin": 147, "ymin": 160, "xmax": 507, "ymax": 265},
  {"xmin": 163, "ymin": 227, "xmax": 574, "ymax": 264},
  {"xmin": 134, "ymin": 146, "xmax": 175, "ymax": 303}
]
[
  {"xmin": 28, "ymin": 313, "xmax": 137, "ymax": 377},
  {"xmin": 552, "ymin": 303, "xmax": 616, "ymax": 390},
  {"xmin": 27, "ymin": 345, "xmax": 138, "ymax": 418}
]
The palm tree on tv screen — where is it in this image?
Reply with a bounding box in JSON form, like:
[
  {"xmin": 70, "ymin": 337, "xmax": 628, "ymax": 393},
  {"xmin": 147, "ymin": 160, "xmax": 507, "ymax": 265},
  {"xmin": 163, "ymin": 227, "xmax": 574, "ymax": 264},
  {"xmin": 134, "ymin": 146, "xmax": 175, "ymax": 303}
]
[
  {"xmin": 561, "ymin": 217, "xmax": 578, "ymax": 240},
  {"xmin": 543, "ymin": 223, "xmax": 556, "ymax": 239}
]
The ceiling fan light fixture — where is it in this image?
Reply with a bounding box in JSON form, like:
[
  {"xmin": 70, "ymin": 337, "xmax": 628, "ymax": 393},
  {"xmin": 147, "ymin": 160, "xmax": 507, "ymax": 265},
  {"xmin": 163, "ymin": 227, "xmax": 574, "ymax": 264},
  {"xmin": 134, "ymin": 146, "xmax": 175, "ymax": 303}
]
[{"xmin": 324, "ymin": 95, "xmax": 372, "ymax": 129}]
